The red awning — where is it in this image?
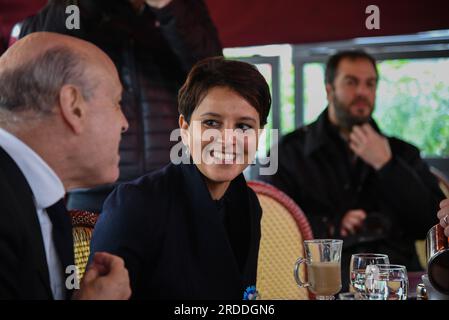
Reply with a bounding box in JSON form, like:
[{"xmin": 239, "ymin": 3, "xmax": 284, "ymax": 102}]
[{"xmin": 205, "ymin": 0, "xmax": 449, "ymax": 47}]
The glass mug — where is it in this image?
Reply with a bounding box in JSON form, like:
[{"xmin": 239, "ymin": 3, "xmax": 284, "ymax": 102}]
[
  {"xmin": 294, "ymin": 239, "xmax": 343, "ymax": 300},
  {"xmin": 350, "ymin": 253, "xmax": 390, "ymax": 293}
]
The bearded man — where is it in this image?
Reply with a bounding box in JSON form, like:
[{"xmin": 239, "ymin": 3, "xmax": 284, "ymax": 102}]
[{"xmin": 267, "ymin": 50, "xmax": 444, "ymax": 288}]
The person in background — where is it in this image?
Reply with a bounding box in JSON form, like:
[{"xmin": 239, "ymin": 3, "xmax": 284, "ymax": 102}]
[
  {"xmin": 266, "ymin": 50, "xmax": 445, "ymax": 289},
  {"xmin": 0, "ymin": 32, "xmax": 130, "ymax": 299},
  {"xmin": 90, "ymin": 57, "xmax": 271, "ymax": 299},
  {"xmin": 19, "ymin": 0, "xmax": 223, "ymax": 212}
]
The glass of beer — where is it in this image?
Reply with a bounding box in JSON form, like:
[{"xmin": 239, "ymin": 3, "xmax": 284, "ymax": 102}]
[{"xmin": 294, "ymin": 239, "xmax": 343, "ymax": 300}]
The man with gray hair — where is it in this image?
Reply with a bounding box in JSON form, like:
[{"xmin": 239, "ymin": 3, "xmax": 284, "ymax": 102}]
[{"xmin": 0, "ymin": 31, "xmax": 131, "ymax": 299}]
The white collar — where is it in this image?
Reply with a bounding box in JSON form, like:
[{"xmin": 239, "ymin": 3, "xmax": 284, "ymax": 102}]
[{"xmin": 0, "ymin": 128, "xmax": 65, "ymax": 209}]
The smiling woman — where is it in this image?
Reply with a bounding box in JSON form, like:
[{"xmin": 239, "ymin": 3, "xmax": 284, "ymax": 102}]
[
  {"xmin": 90, "ymin": 57, "xmax": 272, "ymax": 299},
  {"xmin": 178, "ymin": 57, "xmax": 271, "ymax": 200},
  {"xmin": 180, "ymin": 86, "xmax": 261, "ymax": 199}
]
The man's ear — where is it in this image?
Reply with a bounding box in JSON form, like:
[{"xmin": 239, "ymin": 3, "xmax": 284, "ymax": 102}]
[
  {"xmin": 179, "ymin": 114, "xmax": 190, "ymax": 146},
  {"xmin": 58, "ymin": 84, "xmax": 87, "ymax": 135}
]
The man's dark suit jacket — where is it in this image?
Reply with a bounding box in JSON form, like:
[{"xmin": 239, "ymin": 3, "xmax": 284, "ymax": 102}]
[
  {"xmin": 0, "ymin": 147, "xmax": 53, "ymax": 299},
  {"xmin": 90, "ymin": 162, "xmax": 262, "ymax": 299}
]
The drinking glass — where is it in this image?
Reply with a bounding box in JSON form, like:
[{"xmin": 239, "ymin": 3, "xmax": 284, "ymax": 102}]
[
  {"xmin": 294, "ymin": 239, "xmax": 343, "ymax": 300},
  {"xmin": 350, "ymin": 253, "xmax": 390, "ymax": 293},
  {"xmin": 365, "ymin": 264, "xmax": 409, "ymax": 300}
]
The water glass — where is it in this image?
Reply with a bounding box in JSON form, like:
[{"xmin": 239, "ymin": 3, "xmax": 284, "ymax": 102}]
[
  {"xmin": 365, "ymin": 264, "xmax": 408, "ymax": 300},
  {"xmin": 350, "ymin": 253, "xmax": 390, "ymax": 293}
]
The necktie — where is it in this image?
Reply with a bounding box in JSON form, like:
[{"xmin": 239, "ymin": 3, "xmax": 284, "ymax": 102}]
[{"xmin": 46, "ymin": 199, "xmax": 75, "ymax": 298}]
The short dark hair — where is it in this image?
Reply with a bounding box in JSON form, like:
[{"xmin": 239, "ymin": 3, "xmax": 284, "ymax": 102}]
[
  {"xmin": 325, "ymin": 50, "xmax": 378, "ymax": 85},
  {"xmin": 178, "ymin": 57, "xmax": 271, "ymax": 126}
]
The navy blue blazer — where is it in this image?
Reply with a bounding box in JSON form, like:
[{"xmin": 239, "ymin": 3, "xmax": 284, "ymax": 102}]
[{"xmin": 90, "ymin": 163, "xmax": 262, "ymax": 299}]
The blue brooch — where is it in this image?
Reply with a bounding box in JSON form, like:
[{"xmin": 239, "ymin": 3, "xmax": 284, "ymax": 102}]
[{"xmin": 243, "ymin": 285, "xmax": 260, "ymax": 300}]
